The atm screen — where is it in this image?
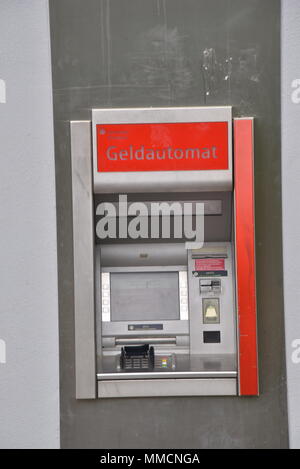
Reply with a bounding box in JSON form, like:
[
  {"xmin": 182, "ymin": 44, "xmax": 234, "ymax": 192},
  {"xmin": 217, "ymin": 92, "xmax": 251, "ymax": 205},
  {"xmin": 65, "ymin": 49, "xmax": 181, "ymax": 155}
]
[{"xmin": 110, "ymin": 272, "xmax": 180, "ymax": 322}]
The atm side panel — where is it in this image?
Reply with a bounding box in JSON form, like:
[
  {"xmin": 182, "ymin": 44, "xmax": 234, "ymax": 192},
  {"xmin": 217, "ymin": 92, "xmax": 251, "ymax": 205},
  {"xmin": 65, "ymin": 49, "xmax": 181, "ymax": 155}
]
[
  {"xmin": 234, "ymin": 118, "xmax": 259, "ymax": 396},
  {"xmin": 70, "ymin": 120, "xmax": 97, "ymax": 399}
]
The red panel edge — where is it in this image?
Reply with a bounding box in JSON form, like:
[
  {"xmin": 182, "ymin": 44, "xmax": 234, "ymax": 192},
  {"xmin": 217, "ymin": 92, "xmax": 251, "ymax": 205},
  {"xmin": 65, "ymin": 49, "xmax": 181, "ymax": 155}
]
[{"xmin": 234, "ymin": 119, "xmax": 259, "ymax": 396}]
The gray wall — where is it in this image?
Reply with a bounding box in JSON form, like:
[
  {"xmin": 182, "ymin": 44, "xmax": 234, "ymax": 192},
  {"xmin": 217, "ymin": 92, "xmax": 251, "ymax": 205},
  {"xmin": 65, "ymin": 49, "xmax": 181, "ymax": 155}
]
[
  {"xmin": 0, "ymin": 0, "xmax": 59, "ymax": 448},
  {"xmin": 50, "ymin": 0, "xmax": 288, "ymax": 448},
  {"xmin": 282, "ymin": 0, "xmax": 300, "ymax": 450}
]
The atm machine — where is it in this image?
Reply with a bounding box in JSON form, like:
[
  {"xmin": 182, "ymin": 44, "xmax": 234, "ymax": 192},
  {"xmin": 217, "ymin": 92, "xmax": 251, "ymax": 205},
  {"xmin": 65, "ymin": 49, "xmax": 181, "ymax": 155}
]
[{"xmin": 70, "ymin": 106, "xmax": 258, "ymax": 399}]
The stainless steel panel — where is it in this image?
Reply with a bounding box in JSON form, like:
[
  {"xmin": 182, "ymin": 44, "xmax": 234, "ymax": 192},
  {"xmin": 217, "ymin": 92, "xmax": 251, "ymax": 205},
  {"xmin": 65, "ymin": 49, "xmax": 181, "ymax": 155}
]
[
  {"xmin": 102, "ymin": 266, "xmax": 187, "ymax": 273},
  {"xmin": 98, "ymin": 353, "xmax": 236, "ymax": 378},
  {"xmin": 99, "ymin": 371, "xmax": 237, "ymax": 380},
  {"xmin": 94, "ymin": 191, "xmax": 233, "ymax": 244},
  {"xmin": 101, "ymin": 320, "xmax": 189, "ymax": 338},
  {"xmin": 92, "ymin": 106, "xmax": 232, "ymax": 193},
  {"xmin": 115, "ymin": 337, "xmax": 177, "ymax": 346},
  {"xmin": 100, "ymin": 199, "xmax": 222, "ymax": 216},
  {"xmin": 102, "ymin": 335, "xmax": 189, "ymax": 349},
  {"xmin": 100, "ymin": 242, "xmax": 188, "ymax": 267},
  {"xmin": 188, "ymin": 242, "xmax": 237, "ymax": 356},
  {"xmin": 70, "ymin": 121, "xmax": 96, "ymax": 399},
  {"xmin": 98, "ymin": 378, "xmax": 237, "ymax": 398}
]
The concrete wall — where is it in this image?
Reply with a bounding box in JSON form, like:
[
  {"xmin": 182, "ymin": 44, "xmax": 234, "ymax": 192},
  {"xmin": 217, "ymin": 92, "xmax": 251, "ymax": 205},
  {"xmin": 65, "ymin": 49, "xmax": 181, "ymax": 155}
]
[
  {"xmin": 282, "ymin": 0, "xmax": 300, "ymax": 450},
  {"xmin": 0, "ymin": 0, "xmax": 59, "ymax": 448},
  {"xmin": 1, "ymin": 0, "xmax": 298, "ymax": 449},
  {"xmin": 50, "ymin": 0, "xmax": 288, "ymax": 448}
]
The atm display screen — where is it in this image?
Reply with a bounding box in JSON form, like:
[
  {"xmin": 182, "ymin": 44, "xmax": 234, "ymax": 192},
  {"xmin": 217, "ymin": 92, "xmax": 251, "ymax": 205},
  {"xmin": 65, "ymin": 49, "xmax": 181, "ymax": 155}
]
[{"xmin": 110, "ymin": 272, "xmax": 180, "ymax": 322}]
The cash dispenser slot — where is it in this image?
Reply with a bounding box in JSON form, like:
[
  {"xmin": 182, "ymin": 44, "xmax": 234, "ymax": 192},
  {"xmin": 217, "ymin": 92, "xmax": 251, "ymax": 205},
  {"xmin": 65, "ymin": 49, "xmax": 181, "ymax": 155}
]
[
  {"xmin": 115, "ymin": 337, "xmax": 177, "ymax": 346},
  {"xmin": 200, "ymin": 279, "xmax": 222, "ymax": 294}
]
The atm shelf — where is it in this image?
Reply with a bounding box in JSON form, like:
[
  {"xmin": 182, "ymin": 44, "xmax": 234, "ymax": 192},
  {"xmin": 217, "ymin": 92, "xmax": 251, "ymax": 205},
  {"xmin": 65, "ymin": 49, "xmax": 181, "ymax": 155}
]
[
  {"xmin": 97, "ymin": 370, "xmax": 237, "ymax": 380},
  {"xmin": 97, "ymin": 353, "xmax": 237, "ymax": 381}
]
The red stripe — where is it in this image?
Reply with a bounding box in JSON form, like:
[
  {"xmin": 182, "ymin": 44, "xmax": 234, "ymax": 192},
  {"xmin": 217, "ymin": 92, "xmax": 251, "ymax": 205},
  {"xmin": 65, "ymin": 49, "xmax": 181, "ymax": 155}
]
[{"xmin": 234, "ymin": 119, "xmax": 259, "ymax": 396}]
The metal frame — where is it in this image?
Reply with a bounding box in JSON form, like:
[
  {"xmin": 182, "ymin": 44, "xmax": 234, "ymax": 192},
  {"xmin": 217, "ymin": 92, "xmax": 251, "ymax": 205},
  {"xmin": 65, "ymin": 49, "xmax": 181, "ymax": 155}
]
[
  {"xmin": 97, "ymin": 371, "xmax": 237, "ymax": 381},
  {"xmin": 100, "ymin": 268, "xmax": 188, "ymax": 323},
  {"xmin": 98, "ymin": 378, "xmax": 237, "ymax": 398},
  {"xmin": 70, "ymin": 121, "xmax": 96, "ymax": 399},
  {"xmin": 69, "ymin": 109, "xmax": 258, "ymax": 399},
  {"xmin": 101, "ymin": 320, "xmax": 189, "ymax": 338}
]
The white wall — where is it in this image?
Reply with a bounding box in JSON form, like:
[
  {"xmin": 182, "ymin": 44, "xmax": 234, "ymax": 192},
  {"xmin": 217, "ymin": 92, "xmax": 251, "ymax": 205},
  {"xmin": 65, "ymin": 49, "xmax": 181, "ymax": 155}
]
[
  {"xmin": 0, "ymin": 0, "xmax": 59, "ymax": 448},
  {"xmin": 282, "ymin": 0, "xmax": 300, "ymax": 449}
]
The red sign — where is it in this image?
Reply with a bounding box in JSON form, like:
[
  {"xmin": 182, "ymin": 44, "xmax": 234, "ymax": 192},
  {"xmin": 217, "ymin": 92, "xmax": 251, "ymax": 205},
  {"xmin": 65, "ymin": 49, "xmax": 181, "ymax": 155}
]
[
  {"xmin": 195, "ymin": 258, "xmax": 225, "ymax": 271},
  {"xmin": 96, "ymin": 122, "xmax": 228, "ymax": 172}
]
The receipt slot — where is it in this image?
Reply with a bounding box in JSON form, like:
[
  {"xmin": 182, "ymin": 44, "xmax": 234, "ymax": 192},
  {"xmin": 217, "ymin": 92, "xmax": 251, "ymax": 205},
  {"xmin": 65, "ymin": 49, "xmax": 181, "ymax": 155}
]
[{"xmin": 70, "ymin": 107, "xmax": 258, "ymax": 399}]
